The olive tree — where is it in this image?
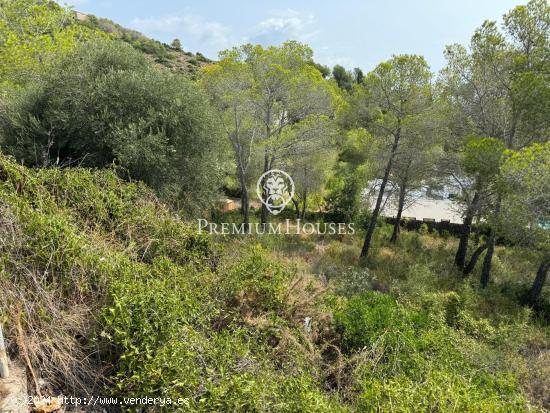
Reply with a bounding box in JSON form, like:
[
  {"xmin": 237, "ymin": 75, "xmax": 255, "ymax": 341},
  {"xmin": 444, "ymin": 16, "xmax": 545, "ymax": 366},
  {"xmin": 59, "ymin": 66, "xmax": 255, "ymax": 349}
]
[{"xmin": 0, "ymin": 40, "xmax": 224, "ymax": 213}]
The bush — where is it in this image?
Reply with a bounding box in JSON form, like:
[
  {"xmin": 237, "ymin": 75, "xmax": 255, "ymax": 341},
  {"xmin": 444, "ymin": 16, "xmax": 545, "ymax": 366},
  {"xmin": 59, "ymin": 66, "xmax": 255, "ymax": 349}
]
[
  {"xmin": 225, "ymin": 245, "xmax": 290, "ymax": 316},
  {"xmin": 0, "ymin": 153, "xmax": 542, "ymax": 411},
  {"xmin": 101, "ymin": 244, "xmax": 342, "ymax": 412},
  {"xmin": 419, "ymin": 222, "xmax": 429, "ymax": 235},
  {"xmin": 334, "ymin": 291, "xmax": 531, "ymax": 412},
  {"xmin": 0, "ymin": 155, "xmax": 217, "ymax": 397},
  {"xmin": 335, "ymin": 291, "xmax": 430, "ymax": 352},
  {"xmin": 0, "ymin": 40, "xmax": 225, "ymax": 214}
]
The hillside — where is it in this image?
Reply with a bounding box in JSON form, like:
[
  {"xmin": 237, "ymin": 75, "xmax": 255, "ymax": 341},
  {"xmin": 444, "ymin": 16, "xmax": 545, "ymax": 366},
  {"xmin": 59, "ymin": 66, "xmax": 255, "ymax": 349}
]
[
  {"xmin": 0, "ymin": 154, "xmax": 343, "ymax": 411},
  {"xmin": 75, "ymin": 12, "xmax": 213, "ymax": 77}
]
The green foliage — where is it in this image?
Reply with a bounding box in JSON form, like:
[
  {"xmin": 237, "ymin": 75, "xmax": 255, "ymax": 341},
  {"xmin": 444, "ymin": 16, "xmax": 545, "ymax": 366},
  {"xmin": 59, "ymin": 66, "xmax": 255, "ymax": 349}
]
[
  {"xmin": 419, "ymin": 223, "xmax": 429, "ymax": 235},
  {"xmin": 324, "ymin": 129, "xmax": 376, "ymax": 221},
  {"xmin": 202, "ymin": 41, "xmax": 339, "ymax": 221},
  {"xmin": 224, "ymin": 245, "xmax": 290, "ymax": 315},
  {"xmin": 335, "ymin": 291, "xmax": 426, "ymax": 351},
  {"xmin": 500, "ymin": 142, "xmax": 550, "ymax": 250},
  {"xmin": 0, "ymin": 1, "xmax": 548, "ymax": 411},
  {"xmin": 101, "ymin": 243, "xmax": 341, "ymax": 412},
  {"xmin": 0, "ymin": 153, "xmax": 217, "ymax": 394},
  {"xmin": 0, "ymin": 154, "xmax": 216, "ymax": 263},
  {"xmin": 439, "ymin": 0, "xmax": 549, "ymax": 209},
  {"xmin": 102, "ymin": 257, "xmax": 215, "ymax": 398},
  {"xmin": 0, "ymin": 155, "xmax": 344, "ymax": 411},
  {"xmin": 463, "ymin": 136, "xmax": 506, "ymax": 184},
  {"xmin": 0, "ymin": 152, "xmax": 546, "ymax": 411},
  {"xmin": 332, "ymin": 64, "xmax": 353, "ymax": 91},
  {"xmin": 324, "ymin": 168, "xmax": 362, "ymax": 221},
  {"xmin": 311, "ymin": 62, "xmax": 331, "ymax": 78},
  {"xmin": 170, "ymin": 39, "xmax": 182, "ymax": 51},
  {"xmin": 335, "ymin": 291, "xmax": 532, "ymax": 412},
  {"xmin": 0, "ymin": 0, "xmax": 101, "ymax": 91},
  {"xmin": 195, "ymin": 52, "xmax": 209, "ymax": 62},
  {"xmin": 170, "ymin": 38, "xmax": 182, "ymax": 50},
  {"xmin": 353, "ymin": 67, "xmax": 364, "ymax": 84},
  {"xmin": 77, "ymin": 12, "xmax": 206, "ymax": 70},
  {"xmin": 0, "ymin": 40, "xmax": 225, "ymax": 213}
]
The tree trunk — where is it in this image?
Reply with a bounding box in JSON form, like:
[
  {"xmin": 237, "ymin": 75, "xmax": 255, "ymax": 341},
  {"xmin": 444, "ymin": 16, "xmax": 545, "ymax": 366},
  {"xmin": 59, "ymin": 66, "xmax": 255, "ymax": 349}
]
[
  {"xmin": 0, "ymin": 324, "xmax": 8, "ymax": 379},
  {"xmin": 260, "ymin": 152, "xmax": 270, "ymax": 224},
  {"xmin": 390, "ymin": 181, "xmax": 407, "ymax": 244},
  {"xmin": 260, "ymin": 109, "xmax": 273, "ymax": 225},
  {"xmin": 480, "ymin": 197, "xmax": 501, "ymax": 288},
  {"xmin": 300, "ymin": 189, "xmax": 307, "ymax": 220},
  {"xmin": 292, "ymin": 197, "xmax": 300, "ymax": 218},
  {"xmin": 463, "ymin": 243, "xmax": 488, "ymax": 276},
  {"xmin": 480, "ymin": 230, "xmax": 495, "ymax": 288},
  {"xmin": 236, "ymin": 153, "xmax": 250, "ymax": 225},
  {"xmin": 455, "ymin": 192, "xmax": 480, "ymax": 270},
  {"xmin": 360, "ymin": 133, "xmax": 400, "ymax": 258},
  {"xmin": 240, "ymin": 185, "xmax": 250, "ymax": 225},
  {"xmin": 528, "ymin": 258, "xmax": 550, "ymax": 307},
  {"xmin": 230, "ymin": 106, "xmax": 251, "ymax": 227}
]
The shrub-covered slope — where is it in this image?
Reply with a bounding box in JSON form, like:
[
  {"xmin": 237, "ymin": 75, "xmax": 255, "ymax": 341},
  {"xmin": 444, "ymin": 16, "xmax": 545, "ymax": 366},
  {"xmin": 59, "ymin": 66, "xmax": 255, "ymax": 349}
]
[
  {"xmin": 0, "ymin": 155, "xmax": 546, "ymax": 412},
  {"xmin": 0, "ymin": 155, "xmax": 341, "ymax": 411}
]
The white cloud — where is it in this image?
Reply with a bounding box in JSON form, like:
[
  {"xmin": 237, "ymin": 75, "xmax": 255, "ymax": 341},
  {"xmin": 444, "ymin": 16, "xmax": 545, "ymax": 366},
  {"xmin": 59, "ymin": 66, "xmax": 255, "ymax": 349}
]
[
  {"xmin": 252, "ymin": 9, "xmax": 318, "ymax": 44},
  {"xmin": 131, "ymin": 14, "xmax": 235, "ymax": 49},
  {"xmin": 128, "ymin": 9, "xmax": 320, "ymax": 59},
  {"xmin": 318, "ymin": 53, "xmax": 356, "ymax": 69}
]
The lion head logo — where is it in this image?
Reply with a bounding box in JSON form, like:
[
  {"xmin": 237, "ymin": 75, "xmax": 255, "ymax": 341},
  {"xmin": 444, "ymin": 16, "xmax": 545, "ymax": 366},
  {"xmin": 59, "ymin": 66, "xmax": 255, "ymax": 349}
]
[{"xmin": 257, "ymin": 169, "xmax": 295, "ymax": 215}]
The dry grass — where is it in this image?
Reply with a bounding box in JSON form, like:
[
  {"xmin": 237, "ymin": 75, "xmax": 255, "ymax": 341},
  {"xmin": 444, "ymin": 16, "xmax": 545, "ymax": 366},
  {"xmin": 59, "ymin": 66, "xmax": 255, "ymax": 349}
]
[
  {"xmin": 0, "ymin": 204, "xmax": 105, "ymax": 397},
  {"xmin": 522, "ymin": 335, "xmax": 550, "ymax": 411}
]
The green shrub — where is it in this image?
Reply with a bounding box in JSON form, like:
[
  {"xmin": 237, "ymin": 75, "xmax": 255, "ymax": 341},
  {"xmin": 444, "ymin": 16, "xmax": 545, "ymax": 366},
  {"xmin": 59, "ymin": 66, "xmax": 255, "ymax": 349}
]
[
  {"xmin": 335, "ymin": 291, "xmax": 430, "ymax": 352},
  {"xmin": 224, "ymin": 245, "xmax": 290, "ymax": 316},
  {"xmin": 419, "ymin": 222, "xmax": 429, "ymax": 235},
  {"xmin": 0, "ymin": 153, "xmax": 542, "ymax": 411},
  {"xmin": 0, "ymin": 40, "xmax": 225, "ymax": 213},
  {"xmin": 334, "ymin": 291, "xmax": 531, "ymax": 412},
  {"xmin": 100, "ymin": 246, "xmax": 341, "ymax": 412}
]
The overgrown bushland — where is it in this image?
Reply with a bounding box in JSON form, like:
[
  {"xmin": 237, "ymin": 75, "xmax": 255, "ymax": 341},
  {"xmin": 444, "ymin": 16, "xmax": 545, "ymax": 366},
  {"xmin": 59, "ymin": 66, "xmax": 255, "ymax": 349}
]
[
  {"xmin": 0, "ymin": 155, "xmax": 341, "ymax": 411},
  {"xmin": 0, "ymin": 154, "xmax": 547, "ymax": 411},
  {"xmin": 241, "ymin": 225, "xmax": 549, "ymax": 411},
  {"xmin": 0, "ymin": 153, "xmax": 216, "ymax": 396},
  {"xmin": 334, "ymin": 291, "xmax": 530, "ymax": 411}
]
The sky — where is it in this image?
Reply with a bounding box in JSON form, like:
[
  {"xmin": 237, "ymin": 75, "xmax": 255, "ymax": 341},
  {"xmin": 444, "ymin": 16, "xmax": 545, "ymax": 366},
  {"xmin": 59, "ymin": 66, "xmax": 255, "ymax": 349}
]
[{"xmin": 59, "ymin": 0, "xmax": 524, "ymax": 73}]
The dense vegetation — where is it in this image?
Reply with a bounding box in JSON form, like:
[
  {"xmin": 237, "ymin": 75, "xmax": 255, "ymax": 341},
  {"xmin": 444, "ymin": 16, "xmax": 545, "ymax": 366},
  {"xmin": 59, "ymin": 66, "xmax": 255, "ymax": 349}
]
[
  {"xmin": 0, "ymin": 0, "xmax": 548, "ymax": 412},
  {"xmin": 0, "ymin": 154, "xmax": 547, "ymax": 411},
  {"xmin": 1, "ymin": 40, "xmax": 224, "ymax": 212}
]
